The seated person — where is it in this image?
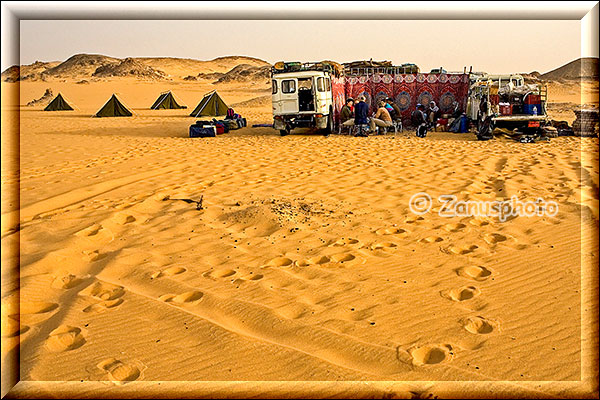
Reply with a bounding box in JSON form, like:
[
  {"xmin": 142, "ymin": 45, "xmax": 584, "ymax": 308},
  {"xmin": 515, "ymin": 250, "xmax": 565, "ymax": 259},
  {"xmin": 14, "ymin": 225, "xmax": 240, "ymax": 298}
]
[
  {"xmin": 340, "ymin": 98, "xmax": 354, "ymax": 124},
  {"xmin": 370, "ymin": 100, "xmax": 393, "ymax": 133},
  {"xmin": 343, "ymin": 95, "xmax": 369, "ymax": 128},
  {"xmin": 411, "ymin": 104, "xmax": 428, "ymax": 138},
  {"xmin": 427, "ymin": 101, "xmax": 440, "ymax": 127},
  {"xmin": 387, "ymin": 97, "xmax": 402, "ymax": 121}
]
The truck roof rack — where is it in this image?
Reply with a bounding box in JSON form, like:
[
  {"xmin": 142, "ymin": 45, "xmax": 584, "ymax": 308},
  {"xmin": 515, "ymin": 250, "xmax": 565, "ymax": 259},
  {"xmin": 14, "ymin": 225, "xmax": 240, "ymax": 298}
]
[{"xmin": 271, "ymin": 62, "xmax": 336, "ymax": 75}]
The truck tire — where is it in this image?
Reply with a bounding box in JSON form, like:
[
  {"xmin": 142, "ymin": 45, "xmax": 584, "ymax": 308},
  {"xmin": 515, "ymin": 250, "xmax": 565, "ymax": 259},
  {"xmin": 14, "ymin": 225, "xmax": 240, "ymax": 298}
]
[{"xmin": 280, "ymin": 128, "xmax": 290, "ymax": 136}]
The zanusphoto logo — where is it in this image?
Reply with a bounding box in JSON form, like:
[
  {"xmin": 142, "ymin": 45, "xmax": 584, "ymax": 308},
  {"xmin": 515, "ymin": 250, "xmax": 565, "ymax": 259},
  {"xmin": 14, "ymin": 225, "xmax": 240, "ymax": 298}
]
[{"xmin": 409, "ymin": 193, "xmax": 558, "ymax": 222}]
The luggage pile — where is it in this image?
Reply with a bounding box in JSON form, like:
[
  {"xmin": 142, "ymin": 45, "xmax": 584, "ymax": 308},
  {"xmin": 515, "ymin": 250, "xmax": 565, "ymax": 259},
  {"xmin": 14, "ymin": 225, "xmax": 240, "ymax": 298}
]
[
  {"xmin": 189, "ymin": 116, "xmax": 247, "ymax": 138},
  {"xmin": 572, "ymin": 109, "xmax": 599, "ymax": 137}
]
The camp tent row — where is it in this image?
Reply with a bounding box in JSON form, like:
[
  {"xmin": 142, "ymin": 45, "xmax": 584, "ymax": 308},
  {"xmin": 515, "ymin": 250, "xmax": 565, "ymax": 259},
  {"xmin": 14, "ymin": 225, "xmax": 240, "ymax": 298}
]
[{"xmin": 42, "ymin": 90, "xmax": 229, "ymax": 118}]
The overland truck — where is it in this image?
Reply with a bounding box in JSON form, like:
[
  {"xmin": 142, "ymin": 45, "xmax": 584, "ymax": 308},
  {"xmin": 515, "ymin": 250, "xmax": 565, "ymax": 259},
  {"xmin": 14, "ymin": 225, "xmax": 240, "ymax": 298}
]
[
  {"xmin": 468, "ymin": 74, "xmax": 551, "ymax": 139},
  {"xmin": 271, "ymin": 62, "xmax": 343, "ymax": 136}
]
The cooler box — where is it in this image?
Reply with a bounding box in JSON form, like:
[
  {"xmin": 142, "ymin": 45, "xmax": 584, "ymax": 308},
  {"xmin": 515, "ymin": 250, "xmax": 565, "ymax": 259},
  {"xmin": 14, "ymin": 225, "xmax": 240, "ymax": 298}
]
[
  {"xmin": 499, "ymin": 103, "xmax": 512, "ymax": 115},
  {"xmin": 190, "ymin": 125, "xmax": 217, "ymax": 138},
  {"xmin": 525, "ymin": 94, "xmax": 541, "ymax": 104},
  {"xmin": 523, "ymin": 104, "xmax": 541, "ymax": 115}
]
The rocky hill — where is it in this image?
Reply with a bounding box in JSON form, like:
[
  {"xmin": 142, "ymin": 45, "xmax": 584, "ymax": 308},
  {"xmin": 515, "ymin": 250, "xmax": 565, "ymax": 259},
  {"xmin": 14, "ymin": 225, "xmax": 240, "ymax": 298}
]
[
  {"xmin": 214, "ymin": 64, "xmax": 271, "ymax": 84},
  {"xmin": 42, "ymin": 54, "xmax": 121, "ymax": 79},
  {"xmin": 540, "ymin": 57, "xmax": 598, "ymax": 81},
  {"xmin": 2, "ymin": 54, "xmax": 271, "ymax": 82},
  {"xmin": 92, "ymin": 58, "xmax": 166, "ymax": 80}
]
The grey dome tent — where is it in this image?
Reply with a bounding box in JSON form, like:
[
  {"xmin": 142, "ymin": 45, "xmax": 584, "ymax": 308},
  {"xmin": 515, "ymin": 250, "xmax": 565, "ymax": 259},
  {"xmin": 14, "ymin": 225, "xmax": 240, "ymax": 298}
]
[
  {"xmin": 151, "ymin": 91, "xmax": 187, "ymax": 110},
  {"xmin": 189, "ymin": 90, "xmax": 229, "ymax": 117},
  {"xmin": 95, "ymin": 94, "xmax": 133, "ymax": 117},
  {"xmin": 44, "ymin": 93, "xmax": 74, "ymax": 111}
]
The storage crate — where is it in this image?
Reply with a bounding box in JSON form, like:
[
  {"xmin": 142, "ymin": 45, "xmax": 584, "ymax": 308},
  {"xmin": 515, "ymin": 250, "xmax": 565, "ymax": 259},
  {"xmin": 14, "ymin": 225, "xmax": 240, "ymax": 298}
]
[
  {"xmin": 499, "ymin": 103, "xmax": 512, "ymax": 115},
  {"xmin": 525, "ymin": 94, "xmax": 541, "ymax": 104}
]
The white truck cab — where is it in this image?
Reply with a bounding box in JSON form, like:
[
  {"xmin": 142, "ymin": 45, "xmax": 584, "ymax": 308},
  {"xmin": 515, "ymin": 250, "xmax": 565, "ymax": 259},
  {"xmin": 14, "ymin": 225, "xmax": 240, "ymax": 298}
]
[{"xmin": 271, "ymin": 63, "xmax": 336, "ymax": 136}]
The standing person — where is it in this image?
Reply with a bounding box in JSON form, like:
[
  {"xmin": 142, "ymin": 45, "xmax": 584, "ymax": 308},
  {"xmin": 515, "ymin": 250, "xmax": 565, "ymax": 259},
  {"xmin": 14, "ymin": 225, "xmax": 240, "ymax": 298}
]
[
  {"xmin": 340, "ymin": 98, "xmax": 354, "ymax": 124},
  {"xmin": 370, "ymin": 100, "xmax": 393, "ymax": 134},
  {"xmin": 411, "ymin": 104, "xmax": 428, "ymax": 138}
]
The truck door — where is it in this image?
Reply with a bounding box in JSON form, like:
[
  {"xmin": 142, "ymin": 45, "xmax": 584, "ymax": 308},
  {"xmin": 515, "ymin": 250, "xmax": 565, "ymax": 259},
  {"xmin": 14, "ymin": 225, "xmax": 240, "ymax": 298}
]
[
  {"xmin": 315, "ymin": 76, "xmax": 333, "ymax": 114},
  {"xmin": 278, "ymin": 78, "xmax": 299, "ymax": 114}
]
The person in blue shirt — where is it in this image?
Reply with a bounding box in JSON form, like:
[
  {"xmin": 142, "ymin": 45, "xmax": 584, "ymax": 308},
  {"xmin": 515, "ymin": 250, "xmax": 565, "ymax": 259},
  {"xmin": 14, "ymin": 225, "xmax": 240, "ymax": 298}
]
[{"xmin": 342, "ymin": 95, "xmax": 370, "ymax": 131}]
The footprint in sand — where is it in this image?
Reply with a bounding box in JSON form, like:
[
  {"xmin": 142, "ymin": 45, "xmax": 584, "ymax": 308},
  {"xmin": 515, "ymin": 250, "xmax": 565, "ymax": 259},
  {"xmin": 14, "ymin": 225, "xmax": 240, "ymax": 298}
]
[
  {"xmin": 461, "ymin": 316, "xmax": 498, "ymax": 334},
  {"xmin": 469, "ymin": 218, "xmax": 491, "ymax": 227},
  {"xmin": 455, "ymin": 265, "xmax": 493, "ymax": 281},
  {"xmin": 97, "ymin": 358, "xmax": 143, "ymax": 384},
  {"xmin": 75, "ymin": 224, "xmax": 114, "ymax": 244},
  {"xmin": 375, "ymin": 227, "xmax": 408, "ymax": 236},
  {"xmin": 159, "ymin": 291, "xmax": 204, "ymax": 304},
  {"xmin": 418, "ymin": 236, "xmax": 444, "ymax": 244},
  {"xmin": 111, "ymin": 212, "xmax": 136, "ymax": 225},
  {"xmin": 274, "ymin": 303, "xmax": 310, "ymax": 319},
  {"xmin": 329, "ymin": 252, "xmax": 359, "ymax": 264},
  {"xmin": 483, "ymin": 232, "xmax": 509, "ymax": 245},
  {"xmin": 20, "ymin": 301, "xmax": 59, "ymax": 315},
  {"xmin": 239, "ymin": 272, "xmax": 264, "ymax": 281},
  {"xmin": 330, "ymin": 237, "xmax": 362, "ymax": 247},
  {"xmin": 443, "ymin": 223, "xmax": 466, "ymax": 232},
  {"xmin": 51, "ymin": 274, "xmax": 85, "ymax": 289},
  {"xmin": 445, "ymin": 244, "xmax": 479, "ymax": 255},
  {"xmin": 3, "ymin": 317, "xmax": 30, "ymax": 337},
  {"xmin": 151, "ymin": 266, "xmax": 187, "ymax": 279},
  {"xmin": 202, "ymin": 268, "xmax": 236, "ymax": 280},
  {"xmin": 83, "ymin": 298, "xmax": 124, "ymax": 313},
  {"xmin": 405, "ymin": 216, "xmax": 425, "ymax": 224},
  {"xmin": 46, "ymin": 325, "xmax": 86, "ymax": 352},
  {"xmin": 82, "ymin": 249, "xmax": 103, "ymax": 262},
  {"xmin": 80, "ymin": 281, "xmax": 125, "ymax": 301},
  {"xmin": 441, "ymin": 286, "xmax": 481, "ymax": 302},
  {"xmin": 410, "ymin": 344, "xmax": 454, "ymax": 365},
  {"xmin": 369, "ymin": 242, "xmax": 398, "ymax": 252},
  {"xmin": 262, "ymin": 256, "xmax": 294, "ymax": 268},
  {"xmin": 304, "ymin": 255, "xmax": 331, "ymax": 265}
]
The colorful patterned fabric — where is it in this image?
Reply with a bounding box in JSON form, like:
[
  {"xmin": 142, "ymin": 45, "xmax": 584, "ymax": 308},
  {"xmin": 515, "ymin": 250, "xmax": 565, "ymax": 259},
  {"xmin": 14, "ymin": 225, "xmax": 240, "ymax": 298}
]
[{"xmin": 340, "ymin": 73, "xmax": 469, "ymax": 126}]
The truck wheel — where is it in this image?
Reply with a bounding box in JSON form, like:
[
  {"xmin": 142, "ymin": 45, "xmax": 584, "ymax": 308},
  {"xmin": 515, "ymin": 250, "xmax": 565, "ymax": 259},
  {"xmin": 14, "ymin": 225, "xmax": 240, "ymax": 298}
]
[{"xmin": 280, "ymin": 129, "xmax": 290, "ymax": 136}]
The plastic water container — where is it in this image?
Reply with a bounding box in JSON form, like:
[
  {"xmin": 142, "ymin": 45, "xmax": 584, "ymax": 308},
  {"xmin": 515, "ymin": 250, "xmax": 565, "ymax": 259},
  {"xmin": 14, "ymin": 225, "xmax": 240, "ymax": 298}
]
[{"xmin": 533, "ymin": 106, "xmax": 538, "ymax": 116}]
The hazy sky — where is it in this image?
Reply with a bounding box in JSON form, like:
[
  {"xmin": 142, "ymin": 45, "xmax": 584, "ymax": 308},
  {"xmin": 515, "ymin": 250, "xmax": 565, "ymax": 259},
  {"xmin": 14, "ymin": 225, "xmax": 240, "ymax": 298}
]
[{"xmin": 19, "ymin": 20, "xmax": 583, "ymax": 74}]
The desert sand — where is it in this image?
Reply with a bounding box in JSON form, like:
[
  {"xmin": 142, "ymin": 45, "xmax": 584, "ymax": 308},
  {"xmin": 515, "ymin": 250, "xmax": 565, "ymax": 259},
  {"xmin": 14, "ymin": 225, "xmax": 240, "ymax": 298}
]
[{"xmin": 1, "ymin": 64, "xmax": 598, "ymax": 397}]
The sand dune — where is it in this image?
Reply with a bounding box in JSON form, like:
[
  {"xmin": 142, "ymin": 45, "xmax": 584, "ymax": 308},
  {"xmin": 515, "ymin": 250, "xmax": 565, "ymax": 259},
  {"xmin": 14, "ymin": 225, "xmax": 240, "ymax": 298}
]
[{"xmin": 1, "ymin": 72, "xmax": 598, "ymax": 397}]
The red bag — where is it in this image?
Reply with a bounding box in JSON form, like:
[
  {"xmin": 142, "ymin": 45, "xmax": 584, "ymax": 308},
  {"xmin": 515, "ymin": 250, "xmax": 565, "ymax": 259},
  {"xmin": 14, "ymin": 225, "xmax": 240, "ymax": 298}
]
[{"xmin": 215, "ymin": 124, "xmax": 225, "ymax": 134}]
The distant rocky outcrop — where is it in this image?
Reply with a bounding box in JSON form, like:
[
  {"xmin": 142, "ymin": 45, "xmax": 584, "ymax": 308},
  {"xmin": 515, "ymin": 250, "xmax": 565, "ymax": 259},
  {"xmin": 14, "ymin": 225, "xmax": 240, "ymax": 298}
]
[
  {"xmin": 183, "ymin": 75, "xmax": 197, "ymax": 81},
  {"xmin": 42, "ymin": 54, "xmax": 121, "ymax": 79},
  {"xmin": 1, "ymin": 66, "xmax": 20, "ymax": 82},
  {"xmin": 214, "ymin": 64, "xmax": 270, "ymax": 84},
  {"xmin": 197, "ymin": 72, "xmax": 225, "ymax": 81},
  {"xmin": 92, "ymin": 58, "xmax": 166, "ymax": 80},
  {"xmin": 540, "ymin": 57, "xmax": 598, "ymax": 81},
  {"xmin": 2, "ymin": 53, "xmax": 272, "ymax": 82},
  {"xmin": 26, "ymin": 88, "xmax": 53, "ymax": 106}
]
